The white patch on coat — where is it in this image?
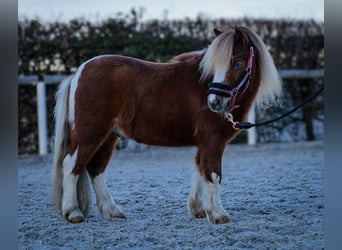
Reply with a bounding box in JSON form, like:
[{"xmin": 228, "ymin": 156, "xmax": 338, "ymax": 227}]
[
  {"xmin": 91, "ymin": 173, "xmax": 124, "ymax": 219},
  {"xmin": 189, "ymin": 170, "xmax": 229, "ymax": 222},
  {"xmin": 191, "ymin": 170, "xmax": 206, "ymax": 199},
  {"xmin": 202, "ymin": 172, "xmax": 228, "ymax": 221},
  {"xmin": 92, "ymin": 173, "xmax": 112, "ymax": 206},
  {"xmin": 187, "ymin": 169, "xmax": 207, "ymax": 217},
  {"xmin": 62, "ymin": 149, "xmax": 79, "ymax": 213},
  {"xmin": 68, "ymin": 63, "xmax": 85, "ymax": 124},
  {"xmin": 208, "ymin": 68, "xmax": 228, "ymax": 103},
  {"xmin": 213, "ymin": 68, "xmax": 228, "ymax": 83}
]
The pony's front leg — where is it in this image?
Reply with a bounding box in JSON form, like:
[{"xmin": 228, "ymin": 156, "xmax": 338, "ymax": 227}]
[
  {"xmin": 188, "ymin": 152, "xmax": 207, "ymax": 219},
  {"xmin": 188, "ymin": 145, "xmax": 230, "ymax": 224},
  {"xmin": 202, "ymin": 172, "xmax": 229, "ymax": 224}
]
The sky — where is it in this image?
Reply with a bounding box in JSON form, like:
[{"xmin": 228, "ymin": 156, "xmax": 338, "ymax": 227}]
[{"xmin": 18, "ymin": 0, "xmax": 324, "ymax": 22}]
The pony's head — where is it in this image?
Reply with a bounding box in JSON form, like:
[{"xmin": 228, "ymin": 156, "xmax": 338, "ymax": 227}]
[{"xmin": 200, "ymin": 26, "xmax": 282, "ymax": 113}]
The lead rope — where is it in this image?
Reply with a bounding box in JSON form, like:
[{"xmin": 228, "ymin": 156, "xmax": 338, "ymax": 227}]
[{"xmin": 225, "ymin": 86, "xmax": 324, "ymax": 130}]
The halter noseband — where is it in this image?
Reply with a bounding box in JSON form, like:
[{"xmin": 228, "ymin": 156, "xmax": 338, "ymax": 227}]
[{"xmin": 207, "ymin": 43, "xmax": 255, "ymax": 113}]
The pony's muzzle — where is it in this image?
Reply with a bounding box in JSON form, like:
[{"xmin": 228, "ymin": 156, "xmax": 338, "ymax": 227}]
[{"xmin": 208, "ymin": 94, "xmax": 227, "ymax": 113}]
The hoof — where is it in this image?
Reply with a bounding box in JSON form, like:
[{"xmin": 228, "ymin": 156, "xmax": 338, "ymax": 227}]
[
  {"xmin": 64, "ymin": 209, "xmax": 85, "ymax": 223},
  {"xmin": 194, "ymin": 211, "xmax": 207, "ymax": 219},
  {"xmin": 98, "ymin": 202, "xmax": 126, "ymax": 220},
  {"xmin": 212, "ymin": 215, "xmax": 230, "ymax": 224},
  {"xmin": 188, "ymin": 197, "xmax": 206, "ymax": 219},
  {"xmin": 206, "ymin": 211, "xmax": 230, "ymax": 224},
  {"xmin": 115, "ymin": 212, "xmax": 126, "ymax": 219},
  {"xmin": 68, "ymin": 216, "xmax": 85, "ymax": 223}
]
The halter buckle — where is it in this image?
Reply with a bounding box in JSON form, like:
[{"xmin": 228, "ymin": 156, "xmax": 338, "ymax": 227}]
[{"xmin": 232, "ymin": 88, "xmax": 238, "ymax": 96}]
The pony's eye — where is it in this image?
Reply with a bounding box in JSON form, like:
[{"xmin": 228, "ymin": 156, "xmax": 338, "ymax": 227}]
[{"xmin": 233, "ymin": 60, "xmax": 242, "ymax": 69}]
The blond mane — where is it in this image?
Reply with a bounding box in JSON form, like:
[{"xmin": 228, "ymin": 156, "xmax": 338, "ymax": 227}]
[
  {"xmin": 200, "ymin": 26, "xmax": 282, "ymax": 108},
  {"xmin": 200, "ymin": 30, "xmax": 235, "ymax": 81}
]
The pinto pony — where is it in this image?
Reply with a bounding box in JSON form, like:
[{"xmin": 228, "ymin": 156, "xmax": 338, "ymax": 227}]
[{"xmin": 52, "ymin": 26, "xmax": 282, "ymax": 224}]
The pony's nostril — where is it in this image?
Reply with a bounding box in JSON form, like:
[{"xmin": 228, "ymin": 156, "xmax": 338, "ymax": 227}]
[
  {"xmin": 216, "ymin": 98, "xmax": 222, "ymax": 107},
  {"xmin": 214, "ymin": 98, "xmax": 221, "ymax": 108}
]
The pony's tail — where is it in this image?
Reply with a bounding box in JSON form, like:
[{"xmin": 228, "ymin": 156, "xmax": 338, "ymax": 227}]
[{"xmin": 52, "ymin": 75, "xmax": 91, "ymax": 217}]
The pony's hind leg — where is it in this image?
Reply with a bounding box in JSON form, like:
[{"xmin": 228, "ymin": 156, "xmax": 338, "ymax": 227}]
[
  {"xmin": 62, "ymin": 148, "xmax": 85, "ymax": 223},
  {"xmin": 62, "ymin": 132, "xmax": 110, "ymax": 222},
  {"xmin": 87, "ymin": 133, "xmax": 126, "ymax": 220}
]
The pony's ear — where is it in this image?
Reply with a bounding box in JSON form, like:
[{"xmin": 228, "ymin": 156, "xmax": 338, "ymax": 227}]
[
  {"xmin": 213, "ymin": 28, "xmax": 223, "ymax": 37},
  {"xmin": 234, "ymin": 27, "xmax": 248, "ymax": 45}
]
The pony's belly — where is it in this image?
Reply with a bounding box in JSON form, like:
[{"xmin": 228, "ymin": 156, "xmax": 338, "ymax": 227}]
[
  {"xmin": 116, "ymin": 122, "xmax": 195, "ymax": 147},
  {"xmin": 133, "ymin": 133, "xmax": 195, "ymax": 147}
]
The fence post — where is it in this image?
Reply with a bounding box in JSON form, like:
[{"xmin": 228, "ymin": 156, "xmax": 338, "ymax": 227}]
[
  {"xmin": 36, "ymin": 80, "xmax": 48, "ymax": 155},
  {"xmin": 247, "ymin": 104, "xmax": 256, "ymax": 145}
]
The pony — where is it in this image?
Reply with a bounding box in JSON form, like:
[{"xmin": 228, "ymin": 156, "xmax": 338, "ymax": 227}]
[{"xmin": 52, "ymin": 26, "xmax": 282, "ymax": 224}]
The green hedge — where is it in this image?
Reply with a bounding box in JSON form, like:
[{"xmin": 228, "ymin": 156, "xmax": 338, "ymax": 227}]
[{"xmin": 18, "ymin": 13, "xmax": 323, "ymax": 74}]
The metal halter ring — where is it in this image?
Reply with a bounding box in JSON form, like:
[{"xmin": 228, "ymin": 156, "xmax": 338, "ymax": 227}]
[{"xmin": 225, "ymin": 113, "xmax": 240, "ymax": 130}]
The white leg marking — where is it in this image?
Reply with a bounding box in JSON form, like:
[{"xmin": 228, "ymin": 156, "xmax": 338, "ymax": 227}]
[
  {"xmin": 92, "ymin": 173, "xmax": 125, "ymax": 219},
  {"xmin": 62, "ymin": 149, "xmax": 84, "ymax": 221},
  {"xmin": 188, "ymin": 170, "xmax": 206, "ymax": 218},
  {"xmin": 202, "ymin": 172, "xmax": 229, "ymax": 223}
]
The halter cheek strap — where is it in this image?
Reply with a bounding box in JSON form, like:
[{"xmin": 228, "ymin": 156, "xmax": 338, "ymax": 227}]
[{"xmin": 207, "ymin": 44, "xmax": 255, "ymax": 113}]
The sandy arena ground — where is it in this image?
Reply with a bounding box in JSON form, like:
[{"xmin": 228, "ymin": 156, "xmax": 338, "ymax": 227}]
[{"xmin": 18, "ymin": 141, "xmax": 324, "ymax": 249}]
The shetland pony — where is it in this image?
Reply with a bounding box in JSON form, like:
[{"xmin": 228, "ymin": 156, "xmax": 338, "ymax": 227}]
[{"xmin": 52, "ymin": 26, "xmax": 282, "ymax": 224}]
